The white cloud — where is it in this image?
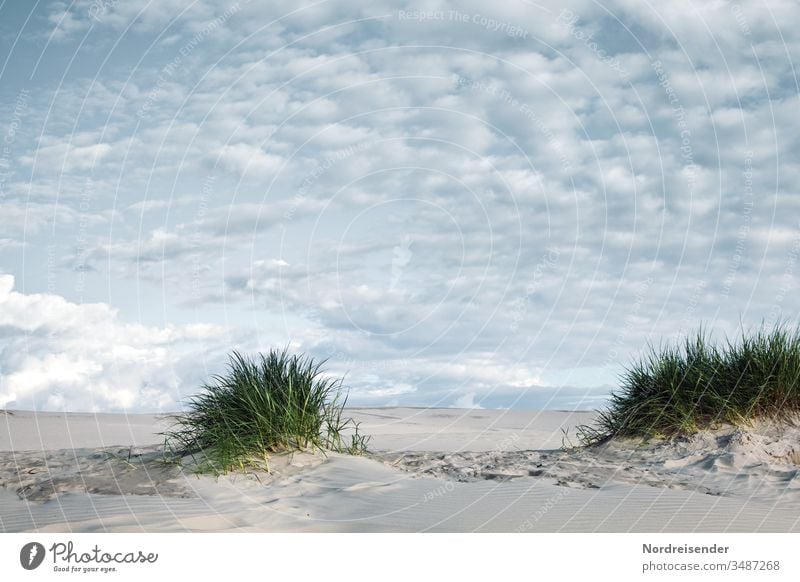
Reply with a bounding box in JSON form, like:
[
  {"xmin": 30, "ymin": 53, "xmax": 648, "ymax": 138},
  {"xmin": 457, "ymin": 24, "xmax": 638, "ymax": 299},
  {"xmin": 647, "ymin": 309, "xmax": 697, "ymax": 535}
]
[
  {"xmin": 46, "ymin": 1, "xmax": 90, "ymax": 42},
  {"xmin": 0, "ymin": 201, "xmax": 106, "ymax": 236},
  {"xmin": 22, "ymin": 140, "xmax": 113, "ymax": 173},
  {"xmin": 216, "ymin": 143, "xmax": 287, "ymax": 177},
  {"xmin": 452, "ymin": 392, "xmax": 483, "ymax": 409},
  {"xmin": 2, "ymin": 0, "xmax": 799, "ymax": 411},
  {"xmin": 0, "ymin": 274, "xmax": 229, "ymax": 411}
]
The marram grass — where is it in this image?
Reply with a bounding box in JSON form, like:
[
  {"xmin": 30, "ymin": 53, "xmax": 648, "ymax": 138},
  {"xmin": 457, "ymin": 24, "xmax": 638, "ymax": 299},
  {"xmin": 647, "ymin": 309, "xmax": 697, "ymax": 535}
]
[
  {"xmin": 578, "ymin": 325, "xmax": 800, "ymax": 445},
  {"xmin": 164, "ymin": 349, "xmax": 370, "ymax": 474}
]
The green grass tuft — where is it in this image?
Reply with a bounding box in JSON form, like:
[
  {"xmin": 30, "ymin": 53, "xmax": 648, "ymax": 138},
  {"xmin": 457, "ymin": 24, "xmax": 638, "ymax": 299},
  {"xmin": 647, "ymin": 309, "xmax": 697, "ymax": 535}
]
[
  {"xmin": 578, "ymin": 324, "xmax": 800, "ymax": 445},
  {"xmin": 164, "ymin": 348, "xmax": 370, "ymax": 474}
]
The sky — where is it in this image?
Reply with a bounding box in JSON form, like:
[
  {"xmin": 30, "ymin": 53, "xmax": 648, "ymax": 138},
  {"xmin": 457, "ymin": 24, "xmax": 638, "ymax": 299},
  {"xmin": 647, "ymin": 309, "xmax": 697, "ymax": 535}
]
[{"xmin": 0, "ymin": 0, "xmax": 798, "ymax": 412}]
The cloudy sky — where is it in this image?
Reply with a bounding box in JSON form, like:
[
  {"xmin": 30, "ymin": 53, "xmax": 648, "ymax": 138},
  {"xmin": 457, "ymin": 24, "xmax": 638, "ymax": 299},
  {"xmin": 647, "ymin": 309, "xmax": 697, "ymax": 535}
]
[{"xmin": 0, "ymin": 0, "xmax": 798, "ymax": 412}]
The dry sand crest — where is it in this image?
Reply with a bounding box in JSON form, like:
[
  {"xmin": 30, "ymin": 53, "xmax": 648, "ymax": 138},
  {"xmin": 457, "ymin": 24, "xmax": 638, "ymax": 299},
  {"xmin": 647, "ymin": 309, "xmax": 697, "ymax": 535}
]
[{"xmin": 1, "ymin": 408, "xmax": 799, "ymax": 532}]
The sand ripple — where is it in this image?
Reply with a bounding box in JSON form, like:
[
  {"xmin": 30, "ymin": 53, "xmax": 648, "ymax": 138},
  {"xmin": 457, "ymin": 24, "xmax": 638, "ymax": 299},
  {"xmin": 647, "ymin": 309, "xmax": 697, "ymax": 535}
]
[{"xmin": 0, "ymin": 446, "xmax": 190, "ymax": 502}]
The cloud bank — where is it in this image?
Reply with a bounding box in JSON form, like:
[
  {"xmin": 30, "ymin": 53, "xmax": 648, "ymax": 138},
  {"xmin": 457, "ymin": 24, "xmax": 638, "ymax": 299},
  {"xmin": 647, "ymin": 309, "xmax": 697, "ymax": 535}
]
[{"xmin": 0, "ymin": 0, "xmax": 798, "ymax": 410}]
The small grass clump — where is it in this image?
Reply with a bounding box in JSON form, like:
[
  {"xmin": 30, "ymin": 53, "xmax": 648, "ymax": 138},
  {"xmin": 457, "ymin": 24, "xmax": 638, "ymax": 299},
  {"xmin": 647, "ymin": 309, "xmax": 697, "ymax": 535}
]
[
  {"xmin": 578, "ymin": 325, "xmax": 800, "ymax": 445},
  {"xmin": 164, "ymin": 349, "xmax": 369, "ymax": 474}
]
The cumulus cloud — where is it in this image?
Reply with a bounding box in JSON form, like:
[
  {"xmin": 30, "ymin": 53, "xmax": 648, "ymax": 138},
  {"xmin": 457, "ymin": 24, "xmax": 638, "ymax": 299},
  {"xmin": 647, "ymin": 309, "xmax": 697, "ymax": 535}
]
[{"xmin": 0, "ymin": 274, "xmax": 230, "ymax": 411}]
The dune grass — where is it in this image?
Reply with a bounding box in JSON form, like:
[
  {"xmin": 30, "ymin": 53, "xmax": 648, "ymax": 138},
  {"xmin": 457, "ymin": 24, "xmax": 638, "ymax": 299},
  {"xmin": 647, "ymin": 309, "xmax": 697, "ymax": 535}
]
[
  {"xmin": 578, "ymin": 325, "xmax": 800, "ymax": 445},
  {"xmin": 164, "ymin": 349, "xmax": 370, "ymax": 474}
]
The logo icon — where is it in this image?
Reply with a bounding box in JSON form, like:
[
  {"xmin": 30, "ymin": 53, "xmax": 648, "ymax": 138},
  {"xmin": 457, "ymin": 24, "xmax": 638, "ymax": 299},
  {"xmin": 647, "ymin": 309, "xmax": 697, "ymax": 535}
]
[{"xmin": 20, "ymin": 542, "xmax": 46, "ymax": 570}]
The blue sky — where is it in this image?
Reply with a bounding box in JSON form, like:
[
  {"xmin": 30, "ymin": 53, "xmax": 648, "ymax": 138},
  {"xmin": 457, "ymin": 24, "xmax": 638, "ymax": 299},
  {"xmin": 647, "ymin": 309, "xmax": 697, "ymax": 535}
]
[{"xmin": 0, "ymin": 0, "xmax": 798, "ymax": 412}]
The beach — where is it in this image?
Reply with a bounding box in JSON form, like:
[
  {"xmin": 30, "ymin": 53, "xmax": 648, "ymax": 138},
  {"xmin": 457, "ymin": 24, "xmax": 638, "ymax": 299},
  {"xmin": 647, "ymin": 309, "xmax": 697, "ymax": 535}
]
[{"xmin": 1, "ymin": 408, "xmax": 799, "ymax": 533}]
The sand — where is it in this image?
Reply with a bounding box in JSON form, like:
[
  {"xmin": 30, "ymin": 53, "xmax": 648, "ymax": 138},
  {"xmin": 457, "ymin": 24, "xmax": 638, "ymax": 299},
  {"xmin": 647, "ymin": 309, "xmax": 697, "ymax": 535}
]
[{"xmin": 1, "ymin": 407, "xmax": 799, "ymax": 532}]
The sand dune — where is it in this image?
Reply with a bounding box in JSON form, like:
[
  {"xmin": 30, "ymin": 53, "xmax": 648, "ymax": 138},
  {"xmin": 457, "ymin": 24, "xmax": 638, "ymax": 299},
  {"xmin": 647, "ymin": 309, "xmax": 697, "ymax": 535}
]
[{"xmin": 1, "ymin": 408, "xmax": 799, "ymax": 532}]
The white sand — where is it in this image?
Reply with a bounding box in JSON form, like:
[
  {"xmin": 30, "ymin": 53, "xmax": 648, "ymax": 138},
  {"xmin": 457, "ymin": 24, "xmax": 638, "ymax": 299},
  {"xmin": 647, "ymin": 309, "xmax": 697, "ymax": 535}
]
[{"xmin": 1, "ymin": 408, "xmax": 799, "ymax": 532}]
